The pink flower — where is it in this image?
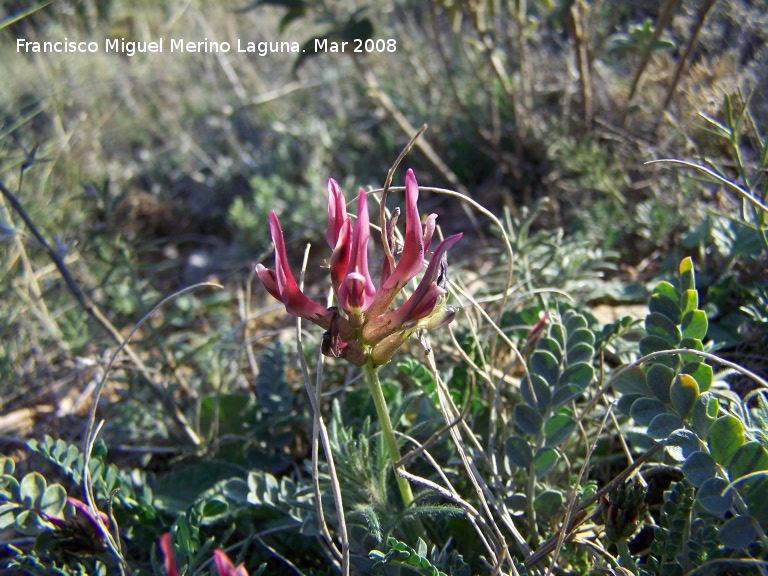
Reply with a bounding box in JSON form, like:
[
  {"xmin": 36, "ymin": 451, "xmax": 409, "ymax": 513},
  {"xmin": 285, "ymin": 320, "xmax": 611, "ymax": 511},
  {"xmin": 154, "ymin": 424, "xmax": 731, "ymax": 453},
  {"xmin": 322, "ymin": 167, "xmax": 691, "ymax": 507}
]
[
  {"xmin": 213, "ymin": 548, "xmax": 249, "ymax": 576},
  {"xmin": 256, "ymin": 168, "xmax": 460, "ymax": 366},
  {"xmin": 160, "ymin": 534, "xmax": 249, "ymax": 576}
]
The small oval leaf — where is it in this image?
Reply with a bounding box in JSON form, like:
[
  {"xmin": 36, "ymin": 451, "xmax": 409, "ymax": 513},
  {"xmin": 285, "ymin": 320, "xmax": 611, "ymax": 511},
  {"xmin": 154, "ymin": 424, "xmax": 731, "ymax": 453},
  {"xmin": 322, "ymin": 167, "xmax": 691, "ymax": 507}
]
[
  {"xmin": 681, "ymin": 362, "xmax": 713, "ymax": 393},
  {"xmin": 697, "ymin": 477, "xmax": 734, "ymax": 517},
  {"xmin": 533, "ymin": 490, "xmax": 564, "ymax": 518},
  {"xmin": 645, "ymin": 312, "xmax": 682, "ymax": 346},
  {"xmin": 682, "ymin": 310, "xmax": 708, "ymax": 340},
  {"xmin": 670, "ymin": 374, "xmax": 699, "ymax": 418},
  {"xmin": 681, "ymin": 451, "xmax": 716, "ymax": 487},
  {"xmin": 612, "ymin": 366, "xmax": 651, "ymax": 397},
  {"xmin": 505, "ymin": 435, "xmax": 534, "ymax": 468},
  {"xmin": 647, "ymin": 413, "xmax": 684, "ymax": 440},
  {"xmin": 649, "ymin": 293, "xmax": 681, "ymax": 324},
  {"xmin": 708, "ymin": 415, "xmax": 745, "ymax": 466},
  {"xmin": 728, "ymin": 441, "xmax": 768, "ymax": 481},
  {"xmin": 534, "ymin": 448, "xmax": 560, "ymax": 478},
  {"xmin": 514, "ymin": 404, "xmax": 543, "ymax": 435},
  {"xmin": 718, "ymin": 515, "xmax": 758, "ymax": 550},
  {"xmin": 544, "ymin": 414, "xmax": 577, "ymax": 447},
  {"xmin": 530, "ymin": 350, "xmax": 560, "ymax": 386},
  {"xmin": 647, "ymin": 364, "xmax": 675, "ymax": 404},
  {"xmin": 558, "ymin": 362, "xmax": 594, "ymax": 390},
  {"xmin": 630, "ymin": 397, "xmax": 668, "ymax": 426}
]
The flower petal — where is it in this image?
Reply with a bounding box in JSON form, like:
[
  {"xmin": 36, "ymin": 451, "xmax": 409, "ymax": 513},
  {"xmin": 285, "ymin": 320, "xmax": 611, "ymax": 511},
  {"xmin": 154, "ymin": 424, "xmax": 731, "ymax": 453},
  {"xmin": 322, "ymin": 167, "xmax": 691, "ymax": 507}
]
[
  {"xmin": 329, "ymin": 218, "xmax": 351, "ymax": 292},
  {"xmin": 213, "ymin": 549, "xmax": 249, "ymax": 576},
  {"xmin": 338, "ymin": 190, "xmax": 376, "ymax": 313},
  {"xmin": 326, "ymin": 178, "xmax": 347, "ymax": 249},
  {"xmin": 267, "ymin": 211, "xmax": 333, "ymax": 328},
  {"xmin": 160, "ymin": 533, "xmax": 179, "ymax": 576}
]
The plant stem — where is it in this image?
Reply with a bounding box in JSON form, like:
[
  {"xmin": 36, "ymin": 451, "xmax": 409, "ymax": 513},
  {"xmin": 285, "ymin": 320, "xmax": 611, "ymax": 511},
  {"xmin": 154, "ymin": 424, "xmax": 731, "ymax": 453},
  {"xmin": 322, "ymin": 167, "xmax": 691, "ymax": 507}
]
[
  {"xmin": 362, "ymin": 361, "xmax": 415, "ymax": 509},
  {"xmin": 616, "ymin": 539, "xmax": 638, "ymax": 575}
]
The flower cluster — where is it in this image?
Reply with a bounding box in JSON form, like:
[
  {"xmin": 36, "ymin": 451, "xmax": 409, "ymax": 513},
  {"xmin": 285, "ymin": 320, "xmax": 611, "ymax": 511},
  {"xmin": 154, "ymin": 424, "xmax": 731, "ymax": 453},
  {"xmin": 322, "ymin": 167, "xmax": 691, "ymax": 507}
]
[{"xmin": 256, "ymin": 169, "xmax": 461, "ymax": 366}]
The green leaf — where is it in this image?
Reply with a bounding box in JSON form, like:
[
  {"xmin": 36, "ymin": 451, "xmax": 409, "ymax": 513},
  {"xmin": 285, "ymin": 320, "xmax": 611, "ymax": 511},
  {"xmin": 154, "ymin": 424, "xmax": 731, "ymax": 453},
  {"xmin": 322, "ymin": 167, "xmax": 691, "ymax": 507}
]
[
  {"xmin": 681, "ymin": 451, "xmax": 716, "ymax": 487},
  {"xmin": 639, "ymin": 335, "xmax": 678, "ymax": 368},
  {"xmin": 681, "ymin": 362, "xmax": 713, "ymax": 393},
  {"xmin": 530, "ymin": 350, "xmax": 560, "ymax": 386},
  {"xmin": 680, "ymin": 289, "xmax": 699, "ymax": 316},
  {"xmin": 567, "ymin": 328, "xmax": 595, "ymax": 348},
  {"xmin": 535, "ymin": 337, "xmax": 563, "ymax": 364},
  {"xmin": 514, "ymin": 404, "xmax": 543, "ymax": 435},
  {"xmin": 631, "ymin": 397, "xmax": 668, "ymax": 426},
  {"xmin": 665, "ymin": 429, "xmax": 700, "ymax": 462},
  {"xmin": 533, "ymin": 490, "xmax": 563, "ymax": 517},
  {"xmin": 647, "ymin": 413, "xmax": 684, "ymax": 440},
  {"xmin": 654, "ymin": 280, "xmax": 679, "ymax": 301},
  {"xmin": 679, "ymin": 257, "xmax": 695, "ymax": 292},
  {"xmin": 551, "ymin": 384, "xmax": 583, "ymax": 409},
  {"xmin": 670, "ymin": 374, "xmax": 699, "ymax": 418},
  {"xmin": 728, "ymin": 441, "xmax": 768, "ymax": 481},
  {"xmin": 558, "ymin": 362, "xmax": 594, "ymax": 390},
  {"xmin": 39, "ymin": 484, "xmax": 67, "ymax": 516},
  {"xmin": 647, "ymin": 364, "xmax": 675, "ymax": 403},
  {"xmin": 202, "ymin": 498, "xmax": 228, "ymax": 517},
  {"xmin": 645, "ymin": 312, "xmax": 682, "ymax": 346},
  {"xmin": 534, "ymin": 448, "xmax": 559, "ymax": 477},
  {"xmin": 505, "ymin": 436, "xmax": 534, "ymax": 468},
  {"xmin": 564, "ymin": 312, "xmax": 588, "ymax": 333},
  {"xmin": 692, "ymin": 393, "xmax": 719, "ymax": 438},
  {"xmin": 612, "ymin": 366, "xmax": 651, "ymax": 397},
  {"xmin": 681, "ymin": 310, "xmax": 707, "ymax": 340},
  {"xmin": 708, "ymin": 415, "xmax": 745, "ymax": 466},
  {"xmin": 718, "ymin": 515, "xmax": 759, "ymax": 549},
  {"xmin": 566, "ymin": 342, "xmax": 594, "ymax": 365},
  {"xmin": 544, "ymin": 414, "xmax": 577, "ymax": 447},
  {"xmin": 697, "ymin": 477, "xmax": 734, "ymax": 517},
  {"xmin": 649, "ymin": 293, "xmax": 682, "ymax": 324},
  {"xmin": 520, "ymin": 374, "xmax": 552, "ymax": 411},
  {"xmin": 19, "ymin": 473, "xmax": 46, "ymax": 509},
  {"xmin": 679, "ymin": 337, "xmax": 704, "ymax": 363}
]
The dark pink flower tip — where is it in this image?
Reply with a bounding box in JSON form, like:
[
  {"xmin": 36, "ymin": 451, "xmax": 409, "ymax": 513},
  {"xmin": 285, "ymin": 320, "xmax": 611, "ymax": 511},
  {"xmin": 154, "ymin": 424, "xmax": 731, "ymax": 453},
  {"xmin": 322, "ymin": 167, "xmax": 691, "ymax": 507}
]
[
  {"xmin": 160, "ymin": 533, "xmax": 179, "ymax": 576},
  {"xmin": 265, "ymin": 211, "xmax": 333, "ymax": 328},
  {"xmin": 422, "ymin": 213, "xmax": 437, "ymax": 251},
  {"xmin": 326, "ymin": 178, "xmax": 347, "ymax": 249},
  {"xmin": 213, "ymin": 549, "xmax": 249, "ymax": 576},
  {"xmin": 380, "ymin": 168, "xmax": 425, "ymax": 292},
  {"xmin": 337, "ymin": 190, "xmax": 376, "ymax": 313}
]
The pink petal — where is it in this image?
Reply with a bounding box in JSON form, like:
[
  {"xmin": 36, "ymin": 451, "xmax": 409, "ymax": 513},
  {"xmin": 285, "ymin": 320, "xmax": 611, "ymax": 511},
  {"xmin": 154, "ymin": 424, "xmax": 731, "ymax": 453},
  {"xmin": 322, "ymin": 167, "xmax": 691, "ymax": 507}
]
[
  {"xmin": 268, "ymin": 211, "xmax": 333, "ymax": 328},
  {"xmin": 422, "ymin": 214, "xmax": 437, "ymax": 251},
  {"xmin": 213, "ymin": 549, "xmax": 249, "ymax": 576},
  {"xmin": 380, "ymin": 168, "xmax": 424, "ymax": 291},
  {"xmin": 329, "ymin": 218, "xmax": 351, "ymax": 293},
  {"xmin": 326, "ymin": 178, "xmax": 347, "ymax": 249},
  {"xmin": 160, "ymin": 533, "xmax": 179, "ymax": 576},
  {"xmin": 254, "ymin": 264, "xmax": 280, "ymax": 301},
  {"xmin": 338, "ymin": 190, "xmax": 376, "ymax": 313}
]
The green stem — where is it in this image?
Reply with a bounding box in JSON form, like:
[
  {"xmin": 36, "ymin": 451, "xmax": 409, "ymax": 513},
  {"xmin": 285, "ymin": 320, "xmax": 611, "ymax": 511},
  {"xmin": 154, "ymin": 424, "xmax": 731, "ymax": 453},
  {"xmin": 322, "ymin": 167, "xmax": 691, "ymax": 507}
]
[
  {"xmin": 363, "ymin": 361, "xmax": 415, "ymax": 509},
  {"xmin": 616, "ymin": 539, "xmax": 638, "ymax": 576}
]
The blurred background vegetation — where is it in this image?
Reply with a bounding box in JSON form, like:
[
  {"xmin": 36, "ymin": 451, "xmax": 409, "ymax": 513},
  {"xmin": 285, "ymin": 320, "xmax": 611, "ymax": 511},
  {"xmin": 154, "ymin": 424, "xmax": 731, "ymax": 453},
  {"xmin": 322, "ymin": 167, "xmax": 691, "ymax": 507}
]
[{"xmin": 1, "ymin": 0, "xmax": 766, "ymax": 573}]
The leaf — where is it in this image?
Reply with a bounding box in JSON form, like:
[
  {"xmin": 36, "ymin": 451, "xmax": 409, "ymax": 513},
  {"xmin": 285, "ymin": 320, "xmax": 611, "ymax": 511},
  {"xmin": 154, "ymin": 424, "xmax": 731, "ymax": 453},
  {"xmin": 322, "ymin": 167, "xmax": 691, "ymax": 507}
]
[
  {"xmin": 681, "ymin": 310, "xmax": 707, "ymax": 340},
  {"xmin": 670, "ymin": 374, "xmax": 699, "ymax": 418},
  {"xmin": 558, "ymin": 362, "xmax": 594, "ymax": 390},
  {"xmin": 639, "ymin": 335, "xmax": 678, "ymax": 368},
  {"xmin": 645, "ymin": 312, "xmax": 682, "ymax": 346},
  {"xmin": 631, "ymin": 397, "xmax": 668, "ymax": 426},
  {"xmin": 654, "ymin": 280, "xmax": 679, "ymax": 301},
  {"xmin": 693, "ymin": 393, "xmax": 719, "ymax": 438},
  {"xmin": 564, "ymin": 312, "xmax": 588, "ymax": 333},
  {"xmin": 718, "ymin": 515, "xmax": 759, "ymax": 549},
  {"xmin": 534, "ymin": 448, "xmax": 559, "ymax": 478},
  {"xmin": 514, "ymin": 404, "xmax": 543, "ymax": 435},
  {"xmin": 679, "ymin": 337, "xmax": 704, "ymax": 364},
  {"xmin": 679, "ymin": 257, "xmax": 695, "ymax": 292},
  {"xmin": 505, "ymin": 436, "xmax": 534, "ymax": 468},
  {"xmin": 681, "ymin": 451, "xmax": 716, "ymax": 487},
  {"xmin": 544, "ymin": 414, "xmax": 577, "ymax": 447},
  {"xmin": 39, "ymin": 484, "xmax": 67, "ymax": 517},
  {"xmin": 566, "ymin": 342, "xmax": 594, "ymax": 365},
  {"xmin": 533, "ymin": 490, "xmax": 563, "ymax": 517},
  {"xmin": 612, "ymin": 366, "xmax": 651, "ymax": 397},
  {"xmin": 649, "ymin": 293, "xmax": 681, "ymax": 324},
  {"xmin": 19, "ymin": 473, "xmax": 46, "ymax": 509},
  {"xmin": 708, "ymin": 415, "xmax": 745, "ymax": 466},
  {"xmin": 681, "ymin": 362, "xmax": 713, "ymax": 393},
  {"xmin": 520, "ymin": 374, "xmax": 552, "ymax": 411},
  {"xmin": 647, "ymin": 413, "xmax": 684, "ymax": 440},
  {"xmin": 728, "ymin": 441, "xmax": 768, "ymax": 481},
  {"xmin": 665, "ymin": 429, "xmax": 699, "ymax": 462},
  {"xmin": 697, "ymin": 477, "xmax": 733, "ymax": 517},
  {"xmin": 535, "ymin": 337, "xmax": 562, "ymax": 364},
  {"xmin": 680, "ymin": 289, "xmax": 699, "ymax": 316},
  {"xmin": 647, "ymin": 364, "xmax": 675, "ymax": 403},
  {"xmin": 567, "ymin": 328, "xmax": 595, "ymax": 348},
  {"xmin": 530, "ymin": 350, "xmax": 560, "ymax": 386},
  {"xmin": 551, "ymin": 384, "xmax": 583, "ymax": 409}
]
